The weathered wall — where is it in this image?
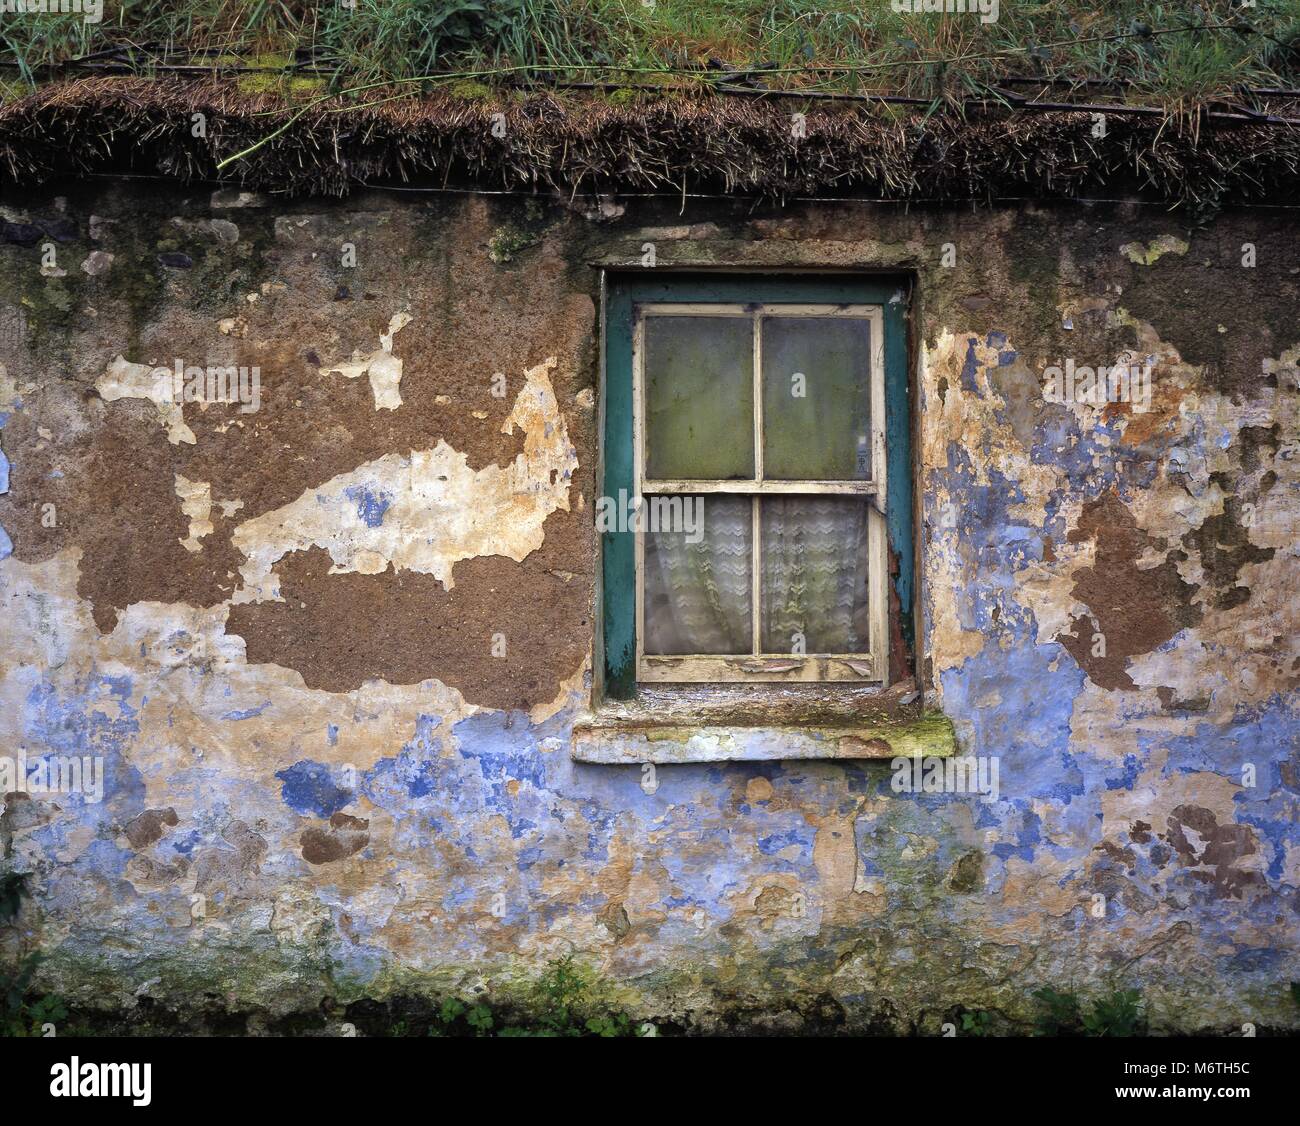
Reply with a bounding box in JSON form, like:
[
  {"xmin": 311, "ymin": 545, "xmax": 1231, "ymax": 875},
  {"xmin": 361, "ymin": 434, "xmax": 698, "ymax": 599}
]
[{"xmin": 0, "ymin": 183, "xmax": 1296, "ymax": 1033}]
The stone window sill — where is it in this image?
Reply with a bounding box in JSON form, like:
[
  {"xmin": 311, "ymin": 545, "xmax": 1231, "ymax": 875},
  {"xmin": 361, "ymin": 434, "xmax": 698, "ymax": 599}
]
[{"xmin": 571, "ymin": 680, "xmax": 956, "ymax": 764}]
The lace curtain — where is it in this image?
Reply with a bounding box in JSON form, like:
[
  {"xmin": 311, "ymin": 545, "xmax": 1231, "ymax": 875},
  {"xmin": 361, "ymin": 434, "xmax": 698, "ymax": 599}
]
[
  {"xmin": 760, "ymin": 497, "xmax": 870, "ymax": 653},
  {"xmin": 643, "ymin": 496, "xmax": 751, "ymax": 654},
  {"xmin": 643, "ymin": 496, "xmax": 870, "ymax": 655}
]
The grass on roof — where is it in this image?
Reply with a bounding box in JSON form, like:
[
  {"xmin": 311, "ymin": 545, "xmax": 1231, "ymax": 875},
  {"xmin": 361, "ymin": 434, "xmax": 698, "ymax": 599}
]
[{"xmin": 1, "ymin": 0, "xmax": 1297, "ymax": 112}]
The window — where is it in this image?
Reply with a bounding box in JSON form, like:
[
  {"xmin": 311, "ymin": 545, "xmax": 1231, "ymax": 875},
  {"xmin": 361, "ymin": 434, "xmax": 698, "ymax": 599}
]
[{"xmin": 600, "ymin": 275, "xmax": 913, "ymax": 701}]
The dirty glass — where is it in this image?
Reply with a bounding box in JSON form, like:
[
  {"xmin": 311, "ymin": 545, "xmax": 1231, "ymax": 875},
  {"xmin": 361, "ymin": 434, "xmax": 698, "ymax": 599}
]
[
  {"xmin": 644, "ymin": 315, "xmax": 754, "ymax": 480},
  {"xmin": 761, "ymin": 316, "xmax": 871, "ymax": 480},
  {"xmin": 643, "ymin": 495, "xmax": 752, "ymax": 654},
  {"xmin": 760, "ymin": 497, "xmax": 870, "ymax": 653}
]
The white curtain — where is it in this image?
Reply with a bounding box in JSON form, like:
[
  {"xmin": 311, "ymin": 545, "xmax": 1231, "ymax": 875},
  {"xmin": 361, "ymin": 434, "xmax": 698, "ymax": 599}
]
[
  {"xmin": 760, "ymin": 498, "xmax": 870, "ymax": 654},
  {"xmin": 643, "ymin": 496, "xmax": 752, "ymax": 655},
  {"xmin": 643, "ymin": 496, "xmax": 871, "ymax": 656}
]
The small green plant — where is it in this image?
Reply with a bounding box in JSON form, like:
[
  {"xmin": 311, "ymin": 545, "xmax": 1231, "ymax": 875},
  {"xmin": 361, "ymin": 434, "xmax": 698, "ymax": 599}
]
[
  {"xmin": 24, "ymin": 994, "xmax": 68, "ymax": 1037},
  {"xmin": 534, "ymin": 953, "xmax": 588, "ymax": 1034},
  {"xmin": 1032, "ymin": 986, "xmax": 1082, "ymax": 1036},
  {"xmin": 426, "ymin": 996, "xmax": 465, "ymax": 1036},
  {"xmin": 1030, "ymin": 985, "xmax": 1144, "ymax": 1036},
  {"xmin": 487, "ymin": 225, "xmax": 540, "ymax": 264},
  {"xmin": 1082, "ymin": 989, "xmax": 1144, "ymax": 1037},
  {"xmin": 1290, "ymin": 982, "xmax": 1300, "ymax": 1009},
  {"xmin": 465, "ymin": 1003, "xmax": 495, "ymax": 1034},
  {"xmin": 429, "ymin": 956, "xmax": 642, "ymax": 1037},
  {"xmin": 427, "ymin": 996, "xmax": 494, "ymax": 1035},
  {"xmin": 584, "ymin": 1011, "xmax": 634, "ymax": 1037},
  {"xmin": 959, "ymin": 1009, "xmax": 993, "ymax": 1036},
  {"xmin": 2, "ymin": 955, "xmax": 67, "ymax": 1038}
]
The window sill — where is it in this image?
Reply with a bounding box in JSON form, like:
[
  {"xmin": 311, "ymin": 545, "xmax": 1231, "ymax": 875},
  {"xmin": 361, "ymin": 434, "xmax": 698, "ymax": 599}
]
[{"xmin": 571, "ymin": 681, "xmax": 956, "ymax": 764}]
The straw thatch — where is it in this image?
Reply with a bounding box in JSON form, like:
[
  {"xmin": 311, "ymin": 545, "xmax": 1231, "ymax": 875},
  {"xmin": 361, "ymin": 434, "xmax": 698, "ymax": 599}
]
[{"xmin": 1, "ymin": 77, "xmax": 1296, "ymax": 212}]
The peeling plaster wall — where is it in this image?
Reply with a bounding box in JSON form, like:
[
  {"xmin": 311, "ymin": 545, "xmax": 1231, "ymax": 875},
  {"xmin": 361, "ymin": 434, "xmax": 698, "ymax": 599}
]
[{"xmin": 0, "ymin": 184, "xmax": 1296, "ymax": 1033}]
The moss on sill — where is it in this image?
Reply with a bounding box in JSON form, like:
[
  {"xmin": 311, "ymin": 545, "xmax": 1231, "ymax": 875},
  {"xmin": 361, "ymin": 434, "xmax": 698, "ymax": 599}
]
[{"xmin": 571, "ymin": 708, "xmax": 956, "ymax": 764}]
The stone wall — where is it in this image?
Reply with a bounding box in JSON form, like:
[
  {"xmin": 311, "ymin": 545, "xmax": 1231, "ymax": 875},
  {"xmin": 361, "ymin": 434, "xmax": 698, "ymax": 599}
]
[{"xmin": 0, "ymin": 182, "xmax": 1296, "ymax": 1032}]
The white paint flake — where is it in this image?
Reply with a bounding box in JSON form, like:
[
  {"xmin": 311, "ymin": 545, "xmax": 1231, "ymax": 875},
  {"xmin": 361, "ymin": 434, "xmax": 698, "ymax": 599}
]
[
  {"xmin": 174, "ymin": 475, "xmax": 214, "ymax": 553},
  {"xmin": 322, "ymin": 312, "xmax": 412, "ymax": 410},
  {"xmin": 232, "ymin": 356, "xmax": 576, "ymax": 601},
  {"xmin": 96, "ymin": 356, "xmax": 196, "ymax": 445}
]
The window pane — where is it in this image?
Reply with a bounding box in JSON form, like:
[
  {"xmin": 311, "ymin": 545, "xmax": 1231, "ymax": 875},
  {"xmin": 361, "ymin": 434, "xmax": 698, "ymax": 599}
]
[
  {"xmin": 644, "ymin": 315, "xmax": 754, "ymax": 480},
  {"xmin": 643, "ymin": 495, "xmax": 752, "ymax": 655},
  {"xmin": 761, "ymin": 316, "xmax": 871, "ymax": 480},
  {"xmin": 760, "ymin": 497, "xmax": 870, "ymax": 653}
]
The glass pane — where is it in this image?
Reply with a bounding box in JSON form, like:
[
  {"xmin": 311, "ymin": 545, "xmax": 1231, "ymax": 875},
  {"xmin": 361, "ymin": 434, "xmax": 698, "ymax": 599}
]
[
  {"xmin": 760, "ymin": 497, "xmax": 870, "ymax": 654},
  {"xmin": 643, "ymin": 495, "xmax": 752, "ymax": 655},
  {"xmin": 644, "ymin": 315, "xmax": 754, "ymax": 480},
  {"xmin": 761, "ymin": 316, "xmax": 871, "ymax": 480}
]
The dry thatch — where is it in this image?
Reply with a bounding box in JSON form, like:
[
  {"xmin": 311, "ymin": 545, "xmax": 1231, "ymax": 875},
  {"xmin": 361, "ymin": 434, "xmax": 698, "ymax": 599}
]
[{"xmin": 0, "ymin": 77, "xmax": 1297, "ymax": 213}]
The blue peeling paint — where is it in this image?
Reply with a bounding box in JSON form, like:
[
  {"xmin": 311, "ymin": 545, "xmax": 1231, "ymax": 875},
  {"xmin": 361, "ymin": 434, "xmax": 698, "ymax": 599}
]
[
  {"xmin": 991, "ymin": 807, "xmax": 1043, "ymax": 862},
  {"xmin": 757, "ymin": 828, "xmax": 813, "ymax": 860},
  {"xmin": 3, "ymin": 438, "xmax": 16, "ymax": 558},
  {"xmin": 1105, "ymin": 754, "xmax": 1142, "ymax": 791},
  {"xmin": 344, "ymin": 485, "xmax": 392, "ymax": 528},
  {"xmin": 24, "ymin": 675, "xmax": 140, "ymax": 756},
  {"xmin": 221, "ymin": 701, "xmax": 271, "ymax": 720},
  {"xmin": 275, "ymin": 759, "xmax": 354, "ymax": 817}
]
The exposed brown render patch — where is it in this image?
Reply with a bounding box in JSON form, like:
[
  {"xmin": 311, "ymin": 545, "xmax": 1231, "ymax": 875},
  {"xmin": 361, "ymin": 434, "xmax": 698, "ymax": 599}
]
[
  {"xmin": 1116, "ymin": 234, "xmax": 1300, "ymax": 397},
  {"xmin": 123, "ymin": 807, "xmax": 178, "ymax": 849},
  {"xmin": 0, "ymin": 196, "xmax": 596, "ymax": 640},
  {"xmin": 191, "ymin": 821, "xmax": 268, "ymax": 898},
  {"xmin": 1181, "ymin": 429, "xmax": 1278, "ymax": 611},
  {"xmin": 0, "ymin": 409, "xmax": 248, "ymax": 633},
  {"xmin": 226, "ymin": 505, "xmax": 591, "ymax": 710},
  {"xmin": 1057, "ymin": 489, "xmax": 1201, "ymax": 690},
  {"xmin": 946, "ymin": 851, "xmax": 984, "ymax": 894},
  {"xmin": 1165, "ymin": 804, "xmax": 1266, "ymax": 900},
  {"xmin": 301, "ymin": 812, "xmax": 371, "ymax": 865}
]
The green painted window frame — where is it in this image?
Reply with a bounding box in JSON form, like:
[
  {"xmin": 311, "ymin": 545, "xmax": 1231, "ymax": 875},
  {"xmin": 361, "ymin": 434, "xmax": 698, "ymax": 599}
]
[{"xmin": 600, "ymin": 273, "xmax": 914, "ymax": 701}]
